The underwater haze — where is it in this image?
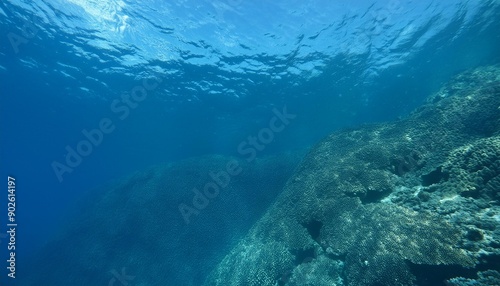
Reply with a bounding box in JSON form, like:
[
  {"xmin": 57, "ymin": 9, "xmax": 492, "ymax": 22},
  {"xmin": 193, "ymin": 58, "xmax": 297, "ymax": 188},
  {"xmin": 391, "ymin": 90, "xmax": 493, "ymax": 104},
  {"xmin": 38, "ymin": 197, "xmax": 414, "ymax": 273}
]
[{"xmin": 1, "ymin": 0, "xmax": 500, "ymax": 285}]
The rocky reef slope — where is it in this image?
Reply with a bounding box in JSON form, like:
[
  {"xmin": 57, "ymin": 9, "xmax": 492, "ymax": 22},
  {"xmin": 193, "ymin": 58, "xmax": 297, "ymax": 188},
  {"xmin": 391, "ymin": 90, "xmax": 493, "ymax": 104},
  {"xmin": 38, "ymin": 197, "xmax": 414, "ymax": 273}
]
[
  {"xmin": 24, "ymin": 153, "xmax": 302, "ymax": 285},
  {"xmin": 205, "ymin": 65, "xmax": 500, "ymax": 286}
]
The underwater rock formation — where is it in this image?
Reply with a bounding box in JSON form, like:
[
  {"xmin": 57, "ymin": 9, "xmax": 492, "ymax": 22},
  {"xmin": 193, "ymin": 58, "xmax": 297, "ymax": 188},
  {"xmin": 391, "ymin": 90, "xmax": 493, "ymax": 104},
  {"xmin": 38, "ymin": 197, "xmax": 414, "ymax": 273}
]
[
  {"xmin": 204, "ymin": 65, "xmax": 500, "ymax": 286},
  {"xmin": 446, "ymin": 270, "xmax": 500, "ymax": 285},
  {"xmin": 24, "ymin": 153, "xmax": 302, "ymax": 285}
]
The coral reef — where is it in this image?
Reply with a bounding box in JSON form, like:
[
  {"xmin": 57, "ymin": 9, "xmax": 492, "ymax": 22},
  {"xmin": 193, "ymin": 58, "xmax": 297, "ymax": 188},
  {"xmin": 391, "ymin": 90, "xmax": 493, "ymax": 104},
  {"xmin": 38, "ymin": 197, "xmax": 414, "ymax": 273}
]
[
  {"xmin": 25, "ymin": 65, "xmax": 500, "ymax": 286},
  {"xmin": 204, "ymin": 65, "xmax": 500, "ymax": 285}
]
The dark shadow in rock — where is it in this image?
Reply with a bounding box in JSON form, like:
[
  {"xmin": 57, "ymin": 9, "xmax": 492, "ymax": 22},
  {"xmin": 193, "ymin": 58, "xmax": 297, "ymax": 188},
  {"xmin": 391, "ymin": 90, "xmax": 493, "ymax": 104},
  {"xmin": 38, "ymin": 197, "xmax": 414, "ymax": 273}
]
[
  {"xmin": 302, "ymin": 219, "xmax": 323, "ymax": 241},
  {"xmin": 409, "ymin": 263, "xmax": 477, "ymax": 286},
  {"xmin": 422, "ymin": 166, "xmax": 449, "ymax": 186}
]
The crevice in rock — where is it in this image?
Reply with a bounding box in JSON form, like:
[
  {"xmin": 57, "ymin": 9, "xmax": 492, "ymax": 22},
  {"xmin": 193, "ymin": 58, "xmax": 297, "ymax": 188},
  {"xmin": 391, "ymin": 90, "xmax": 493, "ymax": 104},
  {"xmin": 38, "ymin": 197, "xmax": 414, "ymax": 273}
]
[
  {"xmin": 302, "ymin": 219, "xmax": 323, "ymax": 241},
  {"xmin": 361, "ymin": 189, "xmax": 391, "ymax": 204},
  {"xmin": 409, "ymin": 255, "xmax": 500, "ymax": 285},
  {"xmin": 422, "ymin": 166, "xmax": 448, "ymax": 186},
  {"xmin": 409, "ymin": 263, "xmax": 476, "ymax": 286}
]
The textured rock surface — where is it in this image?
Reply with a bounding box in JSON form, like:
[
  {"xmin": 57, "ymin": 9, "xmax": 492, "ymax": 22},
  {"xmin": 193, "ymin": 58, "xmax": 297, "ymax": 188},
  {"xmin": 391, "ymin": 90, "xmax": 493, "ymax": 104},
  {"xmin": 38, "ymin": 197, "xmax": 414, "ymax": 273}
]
[{"xmin": 205, "ymin": 65, "xmax": 500, "ymax": 286}]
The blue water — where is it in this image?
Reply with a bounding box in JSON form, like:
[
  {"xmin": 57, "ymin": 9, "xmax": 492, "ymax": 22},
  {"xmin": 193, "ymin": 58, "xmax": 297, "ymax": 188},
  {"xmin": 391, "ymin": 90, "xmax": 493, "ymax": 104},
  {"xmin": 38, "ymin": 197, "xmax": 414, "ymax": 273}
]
[{"xmin": 0, "ymin": 0, "xmax": 500, "ymax": 284}]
